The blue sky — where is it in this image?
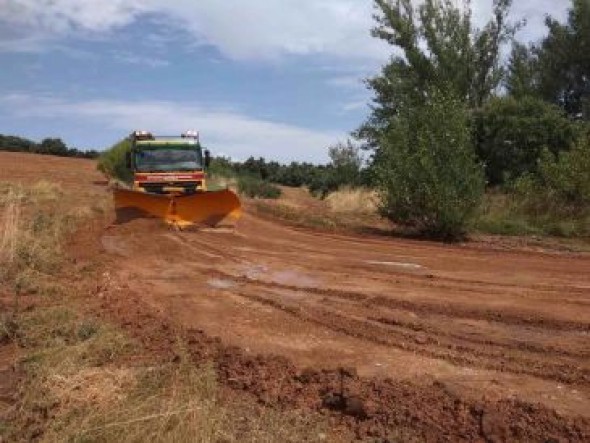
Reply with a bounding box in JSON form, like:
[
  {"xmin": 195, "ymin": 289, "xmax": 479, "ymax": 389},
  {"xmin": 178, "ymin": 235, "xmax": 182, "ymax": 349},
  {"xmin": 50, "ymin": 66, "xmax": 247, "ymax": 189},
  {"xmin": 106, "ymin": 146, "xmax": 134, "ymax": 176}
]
[{"xmin": 0, "ymin": 1, "xmax": 569, "ymax": 163}]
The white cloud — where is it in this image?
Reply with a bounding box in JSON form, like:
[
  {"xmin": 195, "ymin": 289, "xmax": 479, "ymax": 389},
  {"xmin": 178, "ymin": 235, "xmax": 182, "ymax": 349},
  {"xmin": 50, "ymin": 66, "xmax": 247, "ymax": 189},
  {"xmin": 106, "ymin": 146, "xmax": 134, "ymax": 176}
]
[
  {"xmin": 0, "ymin": 0, "xmax": 144, "ymax": 33},
  {"xmin": 0, "ymin": 0, "xmax": 387, "ymax": 60},
  {"xmin": 470, "ymin": 0, "xmax": 568, "ymax": 43},
  {"xmin": 150, "ymin": 1, "xmax": 388, "ymax": 61},
  {"xmin": 1, "ymin": 94, "xmax": 339, "ymax": 163},
  {"xmin": 0, "ymin": 1, "xmax": 571, "ymax": 59}
]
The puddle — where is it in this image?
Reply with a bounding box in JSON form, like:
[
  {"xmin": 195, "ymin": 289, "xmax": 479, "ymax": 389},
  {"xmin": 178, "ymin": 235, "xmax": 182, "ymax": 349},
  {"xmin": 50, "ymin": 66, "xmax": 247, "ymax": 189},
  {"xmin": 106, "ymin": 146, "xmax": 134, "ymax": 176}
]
[
  {"xmin": 207, "ymin": 278, "xmax": 237, "ymax": 290},
  {"xmin": 233, "ymin": 246, "xmax": 258, "ymax": 252},
  {"xmin": 365, "ymin": 260, "xmax": 424, "ymax": 270},
  {"xmin": 270, "ymin": 270, "xmax": 319, "ymax": 287},
  {"xmin": 101, "ymin": 236, "xmax": 131, "ymax": 257},
  {"xmin": 240, "ymin": 264, "xmax": 269, "ymax": 279},
  {"xmin": 235, "ymin": 264, "xmax": 320, "ymax": 288}
]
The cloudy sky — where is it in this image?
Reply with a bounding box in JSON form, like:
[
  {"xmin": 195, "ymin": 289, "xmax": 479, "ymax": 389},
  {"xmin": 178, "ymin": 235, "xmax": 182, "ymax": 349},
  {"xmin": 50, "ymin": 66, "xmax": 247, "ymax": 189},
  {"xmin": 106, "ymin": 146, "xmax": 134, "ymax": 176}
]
[{"xmin": 0, "ymin": 0, "xmax": 570, "ymax": 162}]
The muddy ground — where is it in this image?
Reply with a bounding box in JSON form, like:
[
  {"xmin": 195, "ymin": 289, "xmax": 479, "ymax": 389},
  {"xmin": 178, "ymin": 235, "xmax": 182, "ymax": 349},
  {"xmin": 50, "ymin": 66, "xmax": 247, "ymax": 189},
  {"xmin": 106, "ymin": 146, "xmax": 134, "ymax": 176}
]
[{"xmin": 1, "ymin": 152, "xmax": 589, "ymax": 441}]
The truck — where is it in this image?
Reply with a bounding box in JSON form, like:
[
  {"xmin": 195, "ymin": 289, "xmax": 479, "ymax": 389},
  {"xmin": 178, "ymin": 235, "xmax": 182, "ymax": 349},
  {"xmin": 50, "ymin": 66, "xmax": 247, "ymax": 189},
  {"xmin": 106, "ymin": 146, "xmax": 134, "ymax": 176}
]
[{"xmin": 113, "ymin": 130, "xmax": 241, "ymax": 228}]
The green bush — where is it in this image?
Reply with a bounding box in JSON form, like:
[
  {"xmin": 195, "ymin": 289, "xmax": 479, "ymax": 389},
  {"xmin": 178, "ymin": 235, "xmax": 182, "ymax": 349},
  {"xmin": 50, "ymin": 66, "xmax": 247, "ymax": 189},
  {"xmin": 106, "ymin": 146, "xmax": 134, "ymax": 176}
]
[
  {"xmin": 375, "ymin": 89, "xmax": 485, "ymax": 239},
  {"xmin": 538, "ymin": 135, "xmax": 590, "ymax": 206},
  {"xmin": 516, "ymin": 134, "xmax": 590, "ymax": 215},
  {"xmin": 237, "ymin": 175, "xmax": 281, "ymax": 199},
  {"xmin": 473, "ymin": 96, "xmax": 578, "ymax": 186},
  {"xmin": 473, "ymin": 134, "xmax": 590, "ymax": 238},
  {"xmin": 96, "ymin": 139, "xmax": 132, "ymax": 183},
  {"xmin": 208, "ymin": 156, "xmax": 235, "ymax": 179},
  {"xmin": 307, "ymin": 169, "xmax": 340, "ymax": 198}
]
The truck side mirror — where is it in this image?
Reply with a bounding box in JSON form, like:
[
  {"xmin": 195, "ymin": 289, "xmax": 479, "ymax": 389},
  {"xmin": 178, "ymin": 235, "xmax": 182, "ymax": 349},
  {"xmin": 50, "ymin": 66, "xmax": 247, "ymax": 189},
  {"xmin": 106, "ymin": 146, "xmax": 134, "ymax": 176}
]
[
  {"xmin": 204, "ymin": 150, "xmax": 211, "ymax": 168},
  {"xmin": 125, "ymin": 151, "xmax": 132, "ymax": 169}
]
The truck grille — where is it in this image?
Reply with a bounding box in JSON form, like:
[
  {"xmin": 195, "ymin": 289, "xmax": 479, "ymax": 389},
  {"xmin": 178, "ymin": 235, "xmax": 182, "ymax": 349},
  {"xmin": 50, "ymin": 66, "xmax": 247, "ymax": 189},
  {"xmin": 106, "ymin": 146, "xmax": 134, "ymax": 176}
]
[{"xmin": 140, "ymin": 181, "xmax": 202, "ymax": 194}]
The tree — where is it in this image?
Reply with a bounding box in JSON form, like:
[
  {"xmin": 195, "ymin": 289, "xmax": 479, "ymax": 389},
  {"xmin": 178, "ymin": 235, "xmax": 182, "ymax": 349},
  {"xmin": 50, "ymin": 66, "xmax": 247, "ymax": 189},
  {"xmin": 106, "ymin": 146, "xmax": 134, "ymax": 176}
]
[
  {"xmin": 328, "ymin": 140, "xmax": 363, "ymax": 187},
  {"xmin": 536, "ymin": 0, "xmax": 590, "ymax": 120},
  {"xmin": 359, "ymin": 0, "xmax": 518, "ymax": 147},
  {"xmin": 376, "ymin": 89, "xmax": 484, "ymax": 239},
  {"xmin": 514, "ymin": 133, "xmax": 590, "ymax": 222},
  {"xmin": 37, "ymin": 138, "xmax": 68, "ymax": 156},
  {"xmin": 473, "ymin": 96, "xmax": 578, "ymax": 185},
  {"xmin": 506, "ymin": 42, "xmax": 539, "ymax": 98},
  {"xmin": 0, "ymin": 135, "xmax": 37, "ymax": 153},
  {"xmin": 538, "ymin": 134, "xmax": 590, "ymax": 206}
]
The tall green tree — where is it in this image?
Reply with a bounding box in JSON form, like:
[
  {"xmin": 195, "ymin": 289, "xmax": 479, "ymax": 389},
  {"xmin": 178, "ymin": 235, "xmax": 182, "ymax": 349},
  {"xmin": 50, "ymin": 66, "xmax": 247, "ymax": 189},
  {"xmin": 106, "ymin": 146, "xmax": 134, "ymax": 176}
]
[
  {"xmin": 537, "ymin": 0, "xmax": 590, "ymax": 119},
  {"xmin": 505, "ymin": 42, "xmax": 539, "ymax": 98},
  {"xmin": 473, "ymin": 96, "xmax": 578, "ymax": 185},
  {"xmin": 359, "ymin": 0, "xmax": 518, "ymax": 146},
  {"xmin": 376, "ymin": 88, "xmax": 484, "ymax": 239}
]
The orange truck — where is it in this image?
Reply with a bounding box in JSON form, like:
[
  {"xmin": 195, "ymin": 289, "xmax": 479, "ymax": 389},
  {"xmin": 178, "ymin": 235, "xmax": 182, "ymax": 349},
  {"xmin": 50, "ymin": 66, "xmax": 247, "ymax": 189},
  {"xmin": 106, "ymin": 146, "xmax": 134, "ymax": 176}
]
[{"xmin": 113, "ymin": 130, "xmax": 241, "ymax": 228}]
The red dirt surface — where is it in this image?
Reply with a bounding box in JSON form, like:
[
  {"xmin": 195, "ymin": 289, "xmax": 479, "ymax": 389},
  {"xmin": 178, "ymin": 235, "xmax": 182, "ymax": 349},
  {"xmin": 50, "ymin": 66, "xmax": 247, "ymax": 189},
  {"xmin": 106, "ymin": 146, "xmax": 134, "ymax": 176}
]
[{"xmin": 2, "ymin": 152, "xmax": 590, "ymax": 441}]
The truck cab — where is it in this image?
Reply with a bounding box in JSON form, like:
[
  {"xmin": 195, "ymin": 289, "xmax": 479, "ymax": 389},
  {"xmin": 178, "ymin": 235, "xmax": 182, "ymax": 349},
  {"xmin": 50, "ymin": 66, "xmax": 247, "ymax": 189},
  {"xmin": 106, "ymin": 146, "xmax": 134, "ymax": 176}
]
[{"xmin": 127, "ymin": 130, "xmax": 211, "ymax": 194}]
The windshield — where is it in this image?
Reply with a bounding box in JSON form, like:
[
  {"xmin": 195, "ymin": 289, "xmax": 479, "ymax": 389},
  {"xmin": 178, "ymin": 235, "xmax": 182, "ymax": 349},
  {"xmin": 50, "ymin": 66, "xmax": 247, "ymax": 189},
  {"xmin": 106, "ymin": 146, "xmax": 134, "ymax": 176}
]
[{"xmin": 135, "ymin": 148, "xmax": 202, "ymax": 172}]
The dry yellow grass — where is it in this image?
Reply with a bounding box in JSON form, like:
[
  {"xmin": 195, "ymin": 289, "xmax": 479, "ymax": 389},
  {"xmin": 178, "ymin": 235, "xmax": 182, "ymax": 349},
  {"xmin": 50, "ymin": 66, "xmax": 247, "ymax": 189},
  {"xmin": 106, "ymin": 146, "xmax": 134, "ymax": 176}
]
[
  {"xmin": 0, "ymin": 190, "xmax": 22, "ymax": 266},
  {"xmin": 0, "ymin": 181, "xmax": 92, "ymax": 285},
  {"xmin": 1, "ymin": 179, "xmax": 329, "ymax": 443},
  {"xmin": 325, "ymin": 187, "xmax": 379, "ymax": 214},
  {"xmin": 36, "ymin": 343, "xmax": 326, "ymax": 443}
]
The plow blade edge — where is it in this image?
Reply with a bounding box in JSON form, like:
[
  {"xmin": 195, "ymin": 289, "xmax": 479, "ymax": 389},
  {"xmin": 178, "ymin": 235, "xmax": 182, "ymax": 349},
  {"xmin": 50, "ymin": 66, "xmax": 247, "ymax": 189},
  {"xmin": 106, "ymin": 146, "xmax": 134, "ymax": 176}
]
[{"xmin": 114, "ymin": 188, "xmax": 241, "ymax": 228}]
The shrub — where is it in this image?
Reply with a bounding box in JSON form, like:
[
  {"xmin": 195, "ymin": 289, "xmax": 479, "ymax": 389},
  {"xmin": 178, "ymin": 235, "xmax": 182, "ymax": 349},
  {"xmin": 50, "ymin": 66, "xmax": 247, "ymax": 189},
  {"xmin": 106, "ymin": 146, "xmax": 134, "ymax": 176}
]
[
  {"xmin": 237, "ymin": 175, "xmax": 281, "ymax": 199},
  {"xmin": 375, "ymin": 89, "xmax": 484, "ymax": 239},
  {"xmin": 538, "ymin": 135, "xmax": 590, "ymax": 206},
  {"xmin": 208, "ymin": 156, "xmax": 235, "ymax": 179},
  {"xmin": 516, "ymin": 134, "xmax": 590, "ymax": 215},
  {"xmin": 307, "ymin": 168, "xmax": 340, "ymax": 198},
  {"xmin": 473, "ymin": 96, "xmax": 579, "ymax": 185},
  {"xmin": 472, "ymin": 134, "xmax": 590, "ymax": 238},
  {"xmin": 97, "ymin": 139, "xmax": 132, "ymax": 183}
]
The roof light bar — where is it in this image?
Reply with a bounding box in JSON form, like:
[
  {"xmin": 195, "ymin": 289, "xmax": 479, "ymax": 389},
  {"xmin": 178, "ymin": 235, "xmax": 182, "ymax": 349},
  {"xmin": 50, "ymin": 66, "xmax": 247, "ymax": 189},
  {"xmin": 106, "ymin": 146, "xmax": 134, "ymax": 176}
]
[
  {"xmin": 182, "ymin": 130, "xmax": 199, "ymax": 140},
  {"xmin": 132, "ymin": 130, "xmax": 154, "ymax": 141}
]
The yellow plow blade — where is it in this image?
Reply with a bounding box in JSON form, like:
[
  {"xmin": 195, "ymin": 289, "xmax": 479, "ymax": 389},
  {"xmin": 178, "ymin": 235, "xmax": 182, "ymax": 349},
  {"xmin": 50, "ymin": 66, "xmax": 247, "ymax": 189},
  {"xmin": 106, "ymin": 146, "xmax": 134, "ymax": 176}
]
[{"xmin": 114, "ymin": 188, "xmax": 241, "ymax": 228}]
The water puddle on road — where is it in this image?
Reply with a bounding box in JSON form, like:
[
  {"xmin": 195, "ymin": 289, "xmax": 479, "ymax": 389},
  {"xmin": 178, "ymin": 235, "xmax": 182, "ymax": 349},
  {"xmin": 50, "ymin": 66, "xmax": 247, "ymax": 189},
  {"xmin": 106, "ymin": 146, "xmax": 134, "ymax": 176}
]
[
  {"xmin": 207, "ymin": 278, "xmax": 237, "ymax": 290},
  {"xmin": 270, "ymin": 269, "xmax": 319, "ymax": 287},
  {"xmin": 234, "ymin": 263, "xmax": 321, "ymax": 288},
  {"xmin": 101, "ymin": 236, "xmax": 132, "ymax": 257},
  {"xmin": 365, "ymin": 260, "xmax": 424, "ymax": 270}
]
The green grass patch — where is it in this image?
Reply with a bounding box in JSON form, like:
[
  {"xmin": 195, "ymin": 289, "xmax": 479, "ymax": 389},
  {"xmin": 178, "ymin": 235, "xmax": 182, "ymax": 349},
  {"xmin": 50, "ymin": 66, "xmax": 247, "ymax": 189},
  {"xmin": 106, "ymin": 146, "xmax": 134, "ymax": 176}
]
[
  {"xmin": 237, "ymin": 175, "xmax": 282, "ymax": 199},
  {"xmin": 473, "ymin": 192, "xmax": 590, "ymax": 238}
]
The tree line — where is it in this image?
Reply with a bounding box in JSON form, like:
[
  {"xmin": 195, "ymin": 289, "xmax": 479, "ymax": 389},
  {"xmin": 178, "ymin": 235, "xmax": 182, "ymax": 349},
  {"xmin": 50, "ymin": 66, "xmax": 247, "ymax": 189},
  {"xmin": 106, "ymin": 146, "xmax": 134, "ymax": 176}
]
[
  {"xmin": 0, "ymin": 134, "xmax": 99, "ymax": 159},
  {"xmin": 210, "ymin": 140, "xmax": 367, "ymax": 198},
  {"xmin": 357, "ymin": 0, "xmax": 589, "ymax": 238}
]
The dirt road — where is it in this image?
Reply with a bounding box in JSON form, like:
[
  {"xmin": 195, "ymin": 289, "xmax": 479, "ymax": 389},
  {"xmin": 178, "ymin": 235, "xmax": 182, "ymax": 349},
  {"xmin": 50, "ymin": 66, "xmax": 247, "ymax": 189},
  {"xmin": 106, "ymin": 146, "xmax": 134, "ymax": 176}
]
[
  {"xmin": 2, "ymin": 152, "xmax": 589, "ymax": 440},
  {"xmin": 103, "ymin": 211, "xmax": 590, "ymax": 408}
]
